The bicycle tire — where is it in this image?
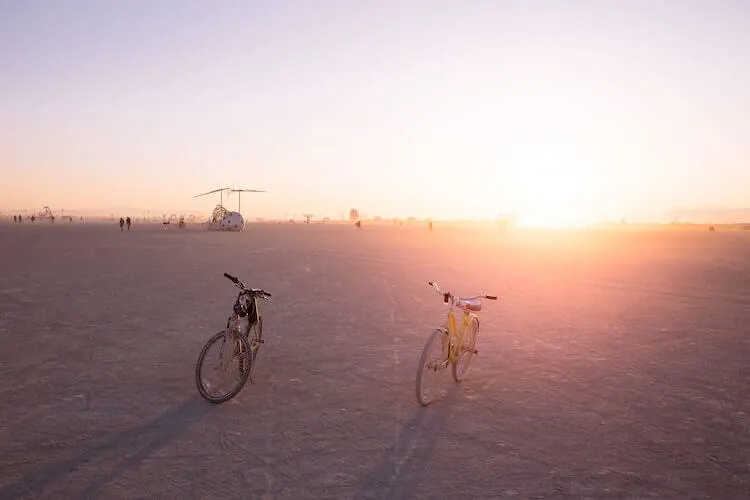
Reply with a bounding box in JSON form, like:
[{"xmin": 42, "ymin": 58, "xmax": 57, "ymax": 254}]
[
  {"xmin": 416, "ymin": 329, "xmax": 448, "ymax": 406},
  {"xmin": 195, "ymin": 330, "xmax": 252, "ymax": 404},
  {"xmin": 452, "ymin": 316, "xmax": 479, "ymax": 382}
]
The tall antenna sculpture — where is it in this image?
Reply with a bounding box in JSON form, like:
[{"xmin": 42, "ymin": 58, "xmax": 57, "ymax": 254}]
[
  {"xmin": 229, "ymin": 188, "xmax": 267, "ymax": 214},
  {"xmin": 193, "ymin": 186, "xmax": 267, "ymax": 231},
  {"xmin": 193, "ymin": 187, "xmax": 231, "ymax": 206}
]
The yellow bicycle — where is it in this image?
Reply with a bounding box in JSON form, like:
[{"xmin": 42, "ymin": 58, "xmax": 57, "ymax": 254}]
[{"xmin": 416, "ymin": 281, "xmax": 498, "ymax": 406}]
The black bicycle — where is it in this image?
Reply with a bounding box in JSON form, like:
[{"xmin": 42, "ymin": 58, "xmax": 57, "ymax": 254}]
[{"xmin": 195, "ymin": 273, "xmax": 272, "ymax": 404}]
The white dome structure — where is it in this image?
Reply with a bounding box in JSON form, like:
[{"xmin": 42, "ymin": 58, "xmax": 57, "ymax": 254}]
[
  {"xmin": 194, "ymin": 187, "xmax": 266, "ymax": 232},
  {"xmin": 220, "ymin": 211, "xmax": 245, "ymax": 231}
]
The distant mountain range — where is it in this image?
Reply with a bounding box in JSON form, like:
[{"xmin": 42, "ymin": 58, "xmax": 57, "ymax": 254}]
[{"xmin": 662, "ymin": 208, "xmax": 750, "ymax": 224}]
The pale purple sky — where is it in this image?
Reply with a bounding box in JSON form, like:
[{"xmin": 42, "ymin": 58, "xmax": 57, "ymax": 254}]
[{"xmin": 1, "ymin": 1, "xmax": 749, "ymax": 223}]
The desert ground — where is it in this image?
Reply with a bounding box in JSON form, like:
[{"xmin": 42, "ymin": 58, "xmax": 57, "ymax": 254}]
[{"xmin": 0, "ymin": 221, "xmax": 748, "ymax": 499}]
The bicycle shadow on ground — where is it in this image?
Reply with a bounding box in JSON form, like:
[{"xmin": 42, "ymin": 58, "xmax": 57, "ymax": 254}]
[
  {"xmin": 0, "ymin": 396, "xmax": 213, "ymax": 499},
  {"xmin": 354, "ymin": 384, "xmax": 461, "ymax": 500}
]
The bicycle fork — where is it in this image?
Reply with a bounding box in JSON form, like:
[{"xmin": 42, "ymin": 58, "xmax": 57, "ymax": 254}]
[{"xmin": 222, "ymin": 324, "xmax": 256, "ymax": 384}]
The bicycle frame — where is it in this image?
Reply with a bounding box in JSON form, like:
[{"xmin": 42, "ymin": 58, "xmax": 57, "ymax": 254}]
[
  {"xmin": 442, "ymin": 304, "xmax": 477, "ymax": 364},
  {"xmin": 428, "ymin": 280, "xmax": 495, "ymax": 364},
  {"xmin": 219, "ymin": 290, "xmax": 266, "ymax": 375},
  {"xmin": 226, "ymin": 292, "xmax": 260, "ymax": 336}
]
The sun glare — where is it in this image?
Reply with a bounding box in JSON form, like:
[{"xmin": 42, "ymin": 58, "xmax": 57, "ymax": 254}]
[
  {"xmin": 514, "ymin": 162, "xmax": 594, "ymax": 229},
  {"xmin": 516, "ymin": 211, "xmax": 590, "ymax": 229}
]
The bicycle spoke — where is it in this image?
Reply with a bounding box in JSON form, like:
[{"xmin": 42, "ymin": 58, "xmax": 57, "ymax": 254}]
[
  {"xmin": 416, "ymin": 330, "xmax": 449, "ymax": 406},
  {"xmin": 196, "ymin": 331, "xmax": 251, "ymax": 403}
]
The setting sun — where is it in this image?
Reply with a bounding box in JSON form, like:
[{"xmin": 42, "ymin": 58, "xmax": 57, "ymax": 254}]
[{"xmin": 513, "ymin": 159, "xmax": 596, "ymax": 229}]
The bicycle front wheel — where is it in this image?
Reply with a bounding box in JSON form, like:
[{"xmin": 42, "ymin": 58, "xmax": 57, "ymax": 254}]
[
  {"xmin": 195, "ymin": 330, "xmax": 252, "ymax": 404},
  {"xmin": 416, "ymin": 329, "xmax": 449, "ymax": 406},
  {"xmin": 452, "ymin": 316, "xmax": 479, "ymax": 382}
]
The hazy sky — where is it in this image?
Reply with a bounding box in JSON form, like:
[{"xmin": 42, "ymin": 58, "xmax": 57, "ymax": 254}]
[{"xmin": 1, "ymin": 1, "xmax": 749, "ymax": 224}]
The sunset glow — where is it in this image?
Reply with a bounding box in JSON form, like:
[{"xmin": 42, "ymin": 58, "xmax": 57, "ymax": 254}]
[{"xmin": 1, "ymin": 2, "xmax": 748, "ymax": 223}]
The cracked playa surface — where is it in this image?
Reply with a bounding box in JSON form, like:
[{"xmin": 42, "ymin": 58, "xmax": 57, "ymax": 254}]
[{"xmin": 0, "ymin": 222, "xmax": 749, "ymax": 499}]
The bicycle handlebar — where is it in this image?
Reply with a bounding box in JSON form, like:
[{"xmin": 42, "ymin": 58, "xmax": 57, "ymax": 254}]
[
  {"xmin": 224, "ymin": 272, "xmax": 272, "ymax": 297},
  {"xmin": 427, "ymin": 281, "xmax": 497, "ymax": 302}
]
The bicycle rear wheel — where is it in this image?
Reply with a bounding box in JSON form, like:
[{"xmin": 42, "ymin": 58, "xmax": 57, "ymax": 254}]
[
  {"xmin": 195, "ymin": 330, "xmax": 252, "ymax": 404},
  {"xmin": 416, "ymin": 329, "xmax": 449, "ymax": 406},
  {"xmin": 452, "ymin": 316, "xmax": 479, "ymax": 382}
]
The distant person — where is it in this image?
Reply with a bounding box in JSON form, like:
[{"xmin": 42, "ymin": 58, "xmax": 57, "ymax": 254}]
[
  {"xmin": 18, "ymin": 215, "xmax": 22, "ymax": 223},
  {"xmin": 428, "ymin": 220, "xmax": 433, "ymax": 232},
  {"xmin": 126, "ymin": 217, "xmax": 132, "ymax": 231},
  {"xmin": 31, "ymin": 215, "xmax": 36, "ymax": 223},
  {"xmin": 119, "ymin": 217, "xmax": 125, "ymax": 232},
  {"xmin": 13, "ymin": 215, "xmax": 16, "ymax": 223},
  {"xmin": 355, "ymin": 220, "xmax": 362, "ymax": 229}
]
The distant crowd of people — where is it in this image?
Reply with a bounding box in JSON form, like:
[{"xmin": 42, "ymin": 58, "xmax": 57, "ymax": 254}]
[
  {"xmin": 11, "ymin": 214, "xmax": 80, "ymax": 223},
  {"xmin": 119, "ymin": 217, "xmax": 132, "ymax": 232},
  {"xmin": 12, "ymin": 214, "xmax": 41, "ymax": 222}
]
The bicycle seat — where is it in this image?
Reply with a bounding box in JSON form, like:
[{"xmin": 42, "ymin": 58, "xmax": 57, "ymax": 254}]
[{"xmin": 458, "ymin": 298, "xmax": 482, "ymax": 312}]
